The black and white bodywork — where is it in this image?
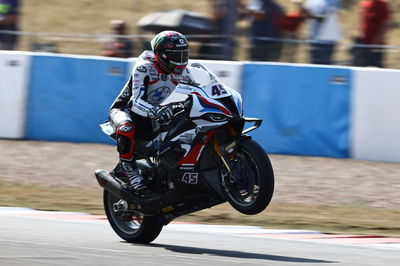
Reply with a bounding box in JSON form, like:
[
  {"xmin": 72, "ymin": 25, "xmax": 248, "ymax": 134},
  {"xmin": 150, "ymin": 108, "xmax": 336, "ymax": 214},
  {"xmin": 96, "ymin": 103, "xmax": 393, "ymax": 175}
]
[{"xmin": 95, "ymin": 63, "xmax": 275, "ymax": 244}]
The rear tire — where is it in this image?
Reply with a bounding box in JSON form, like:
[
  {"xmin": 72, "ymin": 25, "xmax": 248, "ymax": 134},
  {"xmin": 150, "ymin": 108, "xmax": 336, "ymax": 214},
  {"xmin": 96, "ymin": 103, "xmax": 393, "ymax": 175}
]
[
  {"xmin": 225, "ymin": 138, "xmax": 274, "ymax": 215},
  {"xmin": 103, "ymin": 190, "xmax": 163, "ymax": 244}
]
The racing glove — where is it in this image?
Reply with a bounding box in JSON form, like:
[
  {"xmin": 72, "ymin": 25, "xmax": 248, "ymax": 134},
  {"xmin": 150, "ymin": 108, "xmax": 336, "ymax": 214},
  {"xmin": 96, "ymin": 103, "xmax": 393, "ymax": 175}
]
[
  {"xmin": 152, "ymin": 103, "xmax": 185, "ymax": 125},
  {"xmin": 153, "ymin": 105, "xmax": 174, "ymax": 125}
]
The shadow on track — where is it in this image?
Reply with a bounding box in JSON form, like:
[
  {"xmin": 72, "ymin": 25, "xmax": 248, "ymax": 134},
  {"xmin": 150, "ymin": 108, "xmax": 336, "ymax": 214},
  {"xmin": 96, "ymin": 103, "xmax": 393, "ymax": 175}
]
[{"xmin": 148, "ymin": 243, "xmax": 336, "ymax": 263}]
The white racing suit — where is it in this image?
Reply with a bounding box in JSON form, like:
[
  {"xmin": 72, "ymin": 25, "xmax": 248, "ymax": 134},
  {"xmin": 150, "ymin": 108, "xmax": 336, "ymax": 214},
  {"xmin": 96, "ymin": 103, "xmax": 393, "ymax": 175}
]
[{"xmin": 109, "ymin": 50, "xmax": 194, "ymax": 161}]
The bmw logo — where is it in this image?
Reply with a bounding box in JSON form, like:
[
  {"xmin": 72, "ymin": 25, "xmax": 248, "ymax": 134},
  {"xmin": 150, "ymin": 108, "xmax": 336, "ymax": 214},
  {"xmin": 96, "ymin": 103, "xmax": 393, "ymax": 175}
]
[{"xmin": 148, "ymin": 87, "xmax": 171, "ymax": 103}]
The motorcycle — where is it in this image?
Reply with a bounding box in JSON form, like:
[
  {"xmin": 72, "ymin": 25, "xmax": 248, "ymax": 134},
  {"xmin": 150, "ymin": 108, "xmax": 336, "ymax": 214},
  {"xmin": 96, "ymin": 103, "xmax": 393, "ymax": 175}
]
[{"xmin": 95, "ymin": 62, "xmax": 274, "ymax": 244}]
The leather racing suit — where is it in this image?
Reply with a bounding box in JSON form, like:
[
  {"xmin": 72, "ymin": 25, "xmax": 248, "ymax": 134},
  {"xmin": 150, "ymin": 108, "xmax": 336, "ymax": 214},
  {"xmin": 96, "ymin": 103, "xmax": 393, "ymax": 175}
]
[{"xmin": 109, "ymin": 50, "xmax": 194, "ymax": 162}]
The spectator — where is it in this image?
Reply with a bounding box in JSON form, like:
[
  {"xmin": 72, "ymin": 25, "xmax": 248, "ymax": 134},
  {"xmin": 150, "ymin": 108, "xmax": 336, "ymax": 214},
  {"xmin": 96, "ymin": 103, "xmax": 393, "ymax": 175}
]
[
  {"xmin": 278, "ymin": 0, "xmax": 306, "ymax": 62},
  {"xmin": 352, "ymin": 0, "xmax": 390, "ymax": 68},
  {"xmin": 0, "ymin": 0, "xmax": 19, "ymax": 50},
  {"xmin": 198, "ymin": 0, "xmax": 243, "ymax": 60},
  {"xmin": 278, "ymin": 0, "xmax": 305, "ymax": 33},
  {"xmin": 102, "ymin": 20, "xmax": 133, "ymax": 58},
  {"xmin": 302, "ymin": 0, "xmax": 342, "ymax": 65},
  {"xmin": 246, "ymin": 0, "xmax": 285, "ymax": 62}
]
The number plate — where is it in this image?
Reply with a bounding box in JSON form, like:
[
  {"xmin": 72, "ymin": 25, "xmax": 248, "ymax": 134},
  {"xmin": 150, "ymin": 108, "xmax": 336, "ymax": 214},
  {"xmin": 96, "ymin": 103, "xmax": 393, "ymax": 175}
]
[{"xmin": 203, "ymin": 83, "xmax": 232, "ymax": 99}]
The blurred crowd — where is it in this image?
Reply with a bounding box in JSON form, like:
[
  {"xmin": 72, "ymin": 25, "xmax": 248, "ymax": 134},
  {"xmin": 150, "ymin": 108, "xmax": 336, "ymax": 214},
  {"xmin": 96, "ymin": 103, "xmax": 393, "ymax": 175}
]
[
  {"xmin": 195, "ymin": 0, "xmax": 390, "ymax": 68},
  {"xmin": 0, "ymin": 0, "xmax": 19, "ymax": 50},
  {"xmin": 0, "ymin": 0, "xmax": 394, "ymax": 68}
]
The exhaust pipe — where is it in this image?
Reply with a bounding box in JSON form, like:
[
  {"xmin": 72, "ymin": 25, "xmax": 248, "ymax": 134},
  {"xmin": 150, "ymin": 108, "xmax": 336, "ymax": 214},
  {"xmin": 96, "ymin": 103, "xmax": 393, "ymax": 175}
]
[
  {"xmin": 95, "ymin": 169, "xmax": 123, "ymax": 198},
  {"xmin": 94, "ymin": 169, "xmax": 160, "ymax": 215}
]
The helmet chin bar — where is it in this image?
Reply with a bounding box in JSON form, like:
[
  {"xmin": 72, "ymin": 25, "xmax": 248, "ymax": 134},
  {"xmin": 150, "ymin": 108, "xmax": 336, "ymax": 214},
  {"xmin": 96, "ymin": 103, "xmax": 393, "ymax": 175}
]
[
  {"xmin": 170, "ymin": 60, "xmax": 187, "ymax": 66},
  {"xmin": 171, "ymin": 64, "xmax": 187, "ymax": 75}
]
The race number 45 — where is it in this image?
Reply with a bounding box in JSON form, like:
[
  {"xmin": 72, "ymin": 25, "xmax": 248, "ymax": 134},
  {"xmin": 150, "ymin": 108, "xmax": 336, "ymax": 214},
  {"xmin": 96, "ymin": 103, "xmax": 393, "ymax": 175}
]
[
  {"xmin": 182, "ymin": 172, "xmax": 198, "ymax": 184},
  {"xmin": 211, "ymin": 84, "xmax": 227, "ymax": 96}
]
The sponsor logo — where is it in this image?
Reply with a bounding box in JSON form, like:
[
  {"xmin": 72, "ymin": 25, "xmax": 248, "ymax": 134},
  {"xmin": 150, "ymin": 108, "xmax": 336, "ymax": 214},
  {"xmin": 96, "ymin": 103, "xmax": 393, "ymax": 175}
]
[
  {"xmin": 135, "ymin": 105, "xmax": 148, "ymax": 113},
  {"xmin": 181, "ymin": 172, "xmax": 198, "ymax": 184},
  {"xmin": 136, "ymin": 65, "xmax": 147, "ymax": 73},
  {"xmin": 7, "ymin": 60, "xmax": 20, "ymax": 67},
  {"xmin": 119, "ymin": 125, "xmax": 132, "ymax": 133},
  {"xmin": 180, "ymin": 166, "xmax": 194, "ymax": 170},
  {"xmin": 176, "ymin": 39, "xmax": 188, "ymax": 47},
  {"xmin": 148, "ymin": 87, "xmax": 171, "ymax": 103},
  {"xmin": 108, "ymin": 67, "xmax": 122, "ymax": 75},
  {"xmin": 216, "ymin": 70, "xmax": 229, "ymax": 78},
  {"xmin": 121, "ymin": 88, "xmax": 131, "ymax": 98},
  {"xmin": 331, "ymin": 76, "xmax": 347, "ymax": 84}
]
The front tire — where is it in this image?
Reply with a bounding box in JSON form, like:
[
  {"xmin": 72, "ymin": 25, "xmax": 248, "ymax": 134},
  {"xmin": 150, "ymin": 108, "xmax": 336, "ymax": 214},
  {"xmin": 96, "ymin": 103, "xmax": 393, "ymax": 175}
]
[
  {"xmin": 103, "ymin": 190, "xmax": 163, "ymax": 244},
  {"xmin": 224, "ymin": 138, "xmax": 274, "ymax": 215}
]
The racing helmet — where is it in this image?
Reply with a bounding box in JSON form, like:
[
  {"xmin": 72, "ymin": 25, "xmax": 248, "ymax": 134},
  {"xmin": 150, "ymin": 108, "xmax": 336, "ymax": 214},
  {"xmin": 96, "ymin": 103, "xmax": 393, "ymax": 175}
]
[{"xmin": 150, "ymin": 31, "xmax": 189, "ymax": 75}]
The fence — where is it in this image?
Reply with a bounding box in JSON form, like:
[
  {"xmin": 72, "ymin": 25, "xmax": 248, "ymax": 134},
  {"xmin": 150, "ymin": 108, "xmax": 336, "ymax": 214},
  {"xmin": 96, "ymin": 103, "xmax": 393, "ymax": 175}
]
[{"xmin": 2, "ymin": 30, "xmax": 400, "ymax": 69}]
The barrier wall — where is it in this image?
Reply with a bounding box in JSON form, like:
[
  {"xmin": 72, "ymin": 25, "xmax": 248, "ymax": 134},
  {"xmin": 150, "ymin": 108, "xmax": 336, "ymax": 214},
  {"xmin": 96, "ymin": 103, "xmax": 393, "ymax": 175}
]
[
  {"xmin": 351, "ymin": 68, "xmax": 400, "ymax": 162},
  {"xmin": 24, "ymin": 55, "xmax": 243, "ymax": 144},
  {"xmin": 26, "ymin": 54, "xmax": 131, "ymax": 143},
  {"xmin": 242, "ymin": 63, "xmax": 351, "ymax": 158},
  {"xmin": 3, "ymin": 51, "xmax": 400, "ymax": 162},
  {"xmin": 0, "ymin": 52, "xmax": 31, "ymax": 138}
]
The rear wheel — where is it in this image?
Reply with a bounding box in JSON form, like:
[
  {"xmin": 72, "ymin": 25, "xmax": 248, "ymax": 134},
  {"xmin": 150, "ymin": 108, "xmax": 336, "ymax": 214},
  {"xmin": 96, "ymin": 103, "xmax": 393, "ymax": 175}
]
[
  {"xmin": 224, "ymin": 139, "xmax": 274, "ymax": 215},
  {"xmin": 103, "ymin": 190, "xmax": 163, "ymax": 244}
]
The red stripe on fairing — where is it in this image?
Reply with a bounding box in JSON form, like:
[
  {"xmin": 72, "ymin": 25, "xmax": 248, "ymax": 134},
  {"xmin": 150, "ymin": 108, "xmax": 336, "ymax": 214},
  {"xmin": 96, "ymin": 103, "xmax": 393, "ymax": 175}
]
[
  {"xmin": 192, "ymin": 92, "xmax": 232, "ymax": 117},
  {"xmin": 178, "ymin": 130, "xmax": 215, "ymax": 166}
]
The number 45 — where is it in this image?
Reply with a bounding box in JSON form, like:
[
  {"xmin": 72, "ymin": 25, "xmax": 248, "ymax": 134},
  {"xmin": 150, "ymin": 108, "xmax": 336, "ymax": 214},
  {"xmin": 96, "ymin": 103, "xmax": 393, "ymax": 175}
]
[
  {"xmin": 182, "ymin": 172, "xmax": 198, "ymax": 184},
  {"xmin": 211, "ymin": 84, "xmax": 227, "ymax": 96}
]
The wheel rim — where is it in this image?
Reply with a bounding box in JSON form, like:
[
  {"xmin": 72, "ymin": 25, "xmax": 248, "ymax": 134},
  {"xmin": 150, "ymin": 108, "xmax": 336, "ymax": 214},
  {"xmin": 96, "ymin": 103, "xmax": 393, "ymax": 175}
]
[
  {"xmin": 106, "ymin": 192, "xmax": 143, "ymax": 234},
  {"xmin": 226, "ymin": 148, "xmax": 261, "ymax": 207}
]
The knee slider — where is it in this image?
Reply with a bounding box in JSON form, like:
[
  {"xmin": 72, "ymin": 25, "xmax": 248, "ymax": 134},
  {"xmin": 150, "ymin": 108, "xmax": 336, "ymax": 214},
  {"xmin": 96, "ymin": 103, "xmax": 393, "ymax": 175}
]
[
  {"xmin": 116, "ymin": 123, "xmax": 135, "ymax": 155},
  {"xmin": 117, "ymin": 135, "xmax": 131, "ymax": 154}
]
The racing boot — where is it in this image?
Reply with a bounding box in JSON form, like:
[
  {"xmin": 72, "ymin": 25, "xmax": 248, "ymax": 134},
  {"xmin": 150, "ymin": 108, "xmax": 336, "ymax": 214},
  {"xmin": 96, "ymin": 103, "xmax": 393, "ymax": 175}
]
[{"xmin": 121, "ymin": 161, "xmax": 147, "ymax": 193}]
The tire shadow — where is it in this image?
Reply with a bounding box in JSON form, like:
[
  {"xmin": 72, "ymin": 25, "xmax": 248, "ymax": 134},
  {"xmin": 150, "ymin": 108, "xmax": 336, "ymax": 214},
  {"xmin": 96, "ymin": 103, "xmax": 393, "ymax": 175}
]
[{"xmin": 146, "ymin": 243, "xmax": 336, "ymax": 263}]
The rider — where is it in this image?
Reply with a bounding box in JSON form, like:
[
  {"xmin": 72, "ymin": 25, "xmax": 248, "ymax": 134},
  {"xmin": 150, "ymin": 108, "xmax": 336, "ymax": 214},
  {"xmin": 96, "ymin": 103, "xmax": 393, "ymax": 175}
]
[{"xmin": 108, "ymin": 30, "xmax": 193, "ymax": 193}]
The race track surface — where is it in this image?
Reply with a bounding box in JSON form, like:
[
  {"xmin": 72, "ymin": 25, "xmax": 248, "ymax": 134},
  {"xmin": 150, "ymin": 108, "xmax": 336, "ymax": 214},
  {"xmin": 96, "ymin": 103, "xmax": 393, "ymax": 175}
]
[{"xmin": 1, "ymin": 207, "xmax": 399, "ymax": 266}]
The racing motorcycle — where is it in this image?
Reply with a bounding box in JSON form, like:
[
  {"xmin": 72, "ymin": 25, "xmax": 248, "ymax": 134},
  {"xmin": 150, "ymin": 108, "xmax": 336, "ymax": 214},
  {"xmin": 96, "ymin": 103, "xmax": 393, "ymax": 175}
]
[{"xmin": 95, "ymin": 62, "xmax": 274, "ymax": 244}]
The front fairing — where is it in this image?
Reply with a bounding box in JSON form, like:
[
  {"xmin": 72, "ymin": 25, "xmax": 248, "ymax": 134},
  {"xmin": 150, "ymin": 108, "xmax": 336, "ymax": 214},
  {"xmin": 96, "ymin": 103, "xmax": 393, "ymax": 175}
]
[{"xmin": 176, "ymin": 63, "xmax": 243, "ymax": 121}]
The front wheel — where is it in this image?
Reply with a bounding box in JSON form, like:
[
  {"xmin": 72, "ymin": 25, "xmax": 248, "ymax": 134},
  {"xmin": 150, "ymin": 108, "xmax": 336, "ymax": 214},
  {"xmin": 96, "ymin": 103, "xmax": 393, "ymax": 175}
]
[
  {"xmin": 224, "ymin": 138, "xmax": 274, "ymax": 215},
  {"xmin": 103, "ymin": 190, "xmax": 163, "ymax": 244}
]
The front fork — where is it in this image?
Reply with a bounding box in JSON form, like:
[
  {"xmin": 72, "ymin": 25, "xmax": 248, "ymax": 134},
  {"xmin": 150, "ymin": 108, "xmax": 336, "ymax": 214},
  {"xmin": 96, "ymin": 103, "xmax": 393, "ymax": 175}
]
[{"xmin": 213, "ymin": 124, "xmax": 250, "ymax": 186}]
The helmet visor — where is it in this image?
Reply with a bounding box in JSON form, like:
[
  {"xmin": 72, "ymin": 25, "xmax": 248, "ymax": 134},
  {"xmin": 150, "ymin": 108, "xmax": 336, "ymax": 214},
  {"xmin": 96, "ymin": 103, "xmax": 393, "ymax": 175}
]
[{"xmin": 167, "ymin": 49, "xmax": 189, "ymax": 65}]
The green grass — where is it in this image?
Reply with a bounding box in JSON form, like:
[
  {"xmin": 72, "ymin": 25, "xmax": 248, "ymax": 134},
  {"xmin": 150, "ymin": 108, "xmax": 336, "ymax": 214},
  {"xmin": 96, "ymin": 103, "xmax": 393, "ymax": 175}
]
[
  {"xmin": 0, "ymin": 181, "xmax": 103, "ymax": 214},
  {"xmin": 2, "ymin": 181, "xmax": 399, "ymax": 237}
]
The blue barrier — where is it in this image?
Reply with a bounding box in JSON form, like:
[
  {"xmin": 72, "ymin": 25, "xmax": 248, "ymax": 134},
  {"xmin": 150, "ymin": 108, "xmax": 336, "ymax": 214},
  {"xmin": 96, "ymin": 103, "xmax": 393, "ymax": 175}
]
[
  {"xmin": 242, "ymin": 63, "xmax": 351, "ymax": 158},
  {"xmin": 26, "ymin": 55, "xmax": 131, "ymax": 143},
  {"xmin": 25, "ymin": 54, "xmax": 351, "ymax": 158}
]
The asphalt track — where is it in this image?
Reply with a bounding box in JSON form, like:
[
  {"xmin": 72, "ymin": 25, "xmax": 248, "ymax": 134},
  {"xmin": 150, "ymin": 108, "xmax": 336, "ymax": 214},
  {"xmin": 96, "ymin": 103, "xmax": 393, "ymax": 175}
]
[{"xmin": 1, "ymin": 208, "xmax": 399, "ymax": 266}]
